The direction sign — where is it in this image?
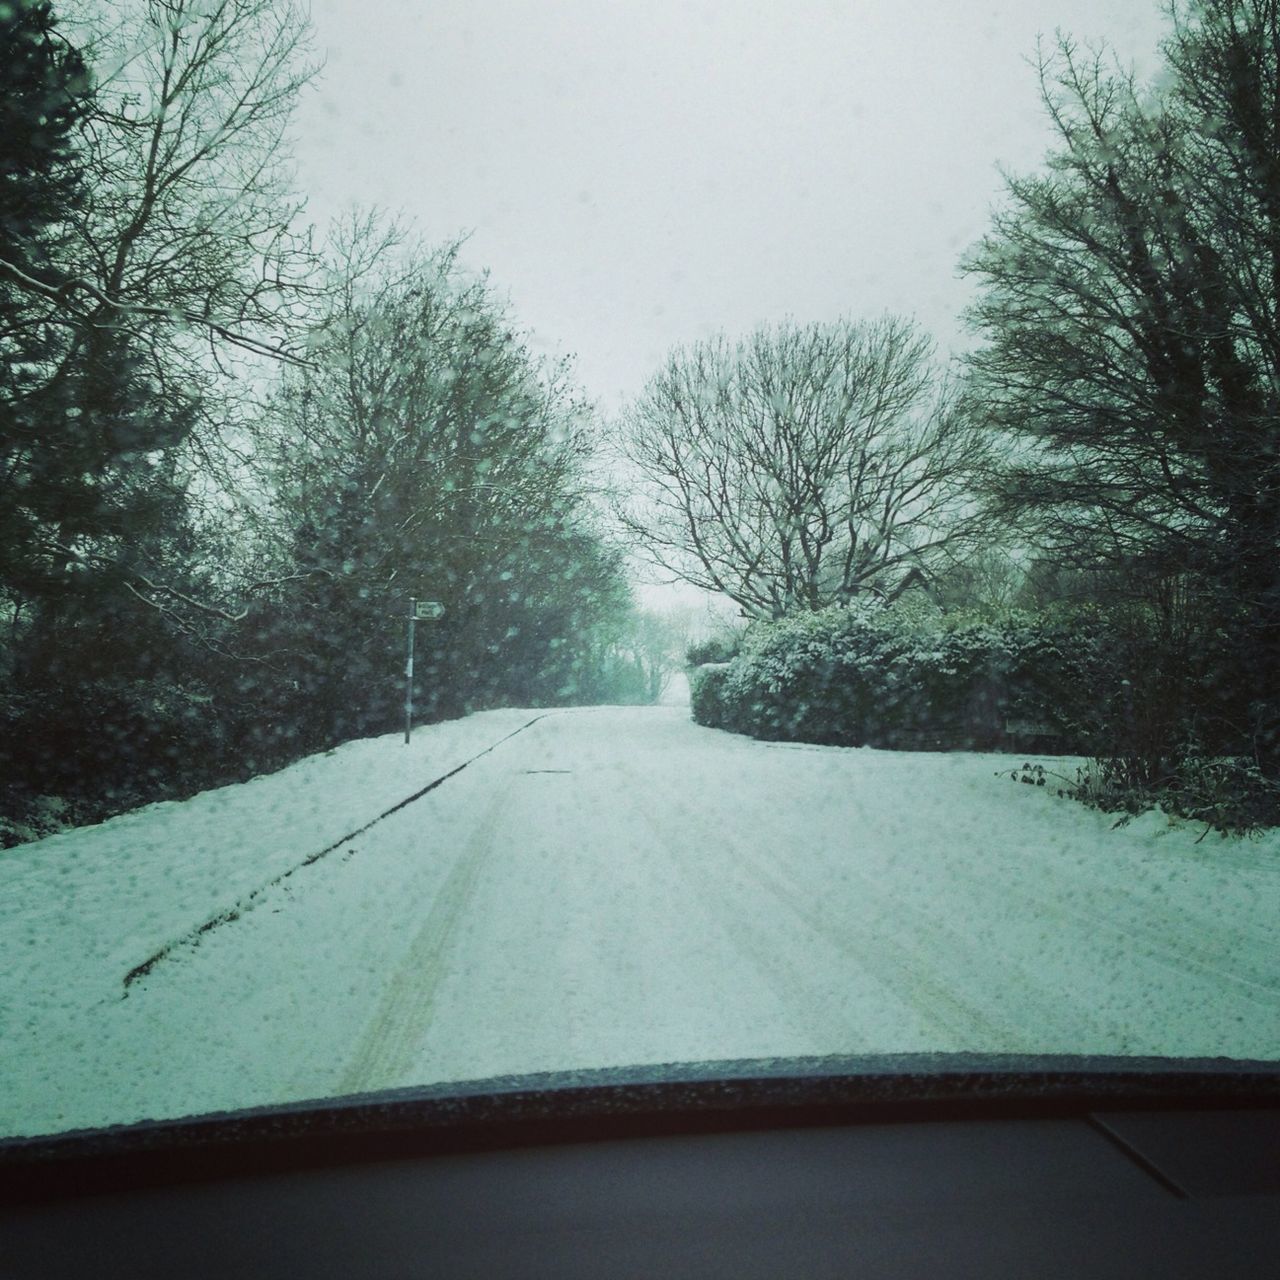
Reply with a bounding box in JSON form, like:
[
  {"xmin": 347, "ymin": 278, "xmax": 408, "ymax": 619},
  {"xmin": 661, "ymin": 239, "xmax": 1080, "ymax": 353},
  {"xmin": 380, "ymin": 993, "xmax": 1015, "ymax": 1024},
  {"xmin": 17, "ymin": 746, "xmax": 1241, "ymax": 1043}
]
[{"xmin": 413, "ymin": 600, "xmax": 446, "ymax": 622}]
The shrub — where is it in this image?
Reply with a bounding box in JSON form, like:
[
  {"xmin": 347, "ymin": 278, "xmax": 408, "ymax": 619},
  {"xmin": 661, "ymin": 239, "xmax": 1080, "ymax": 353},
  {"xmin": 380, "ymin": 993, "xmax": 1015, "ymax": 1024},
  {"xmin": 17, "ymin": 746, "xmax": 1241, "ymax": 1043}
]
[
  {"xmin": 1063, "ymin": 750, "xmax": 1280, "ymax": 836},
  {"xmin": 687, "ymin": 600, "xmax": 1222, "ymax": 755},
  {"xmin": 1168, "ymin": 754, "xmax": 1280, "ymax": 835},
  {"xmin": 686, "ymin": 634, "xmax": 741, "ymax": 667},
  {"xmin": 0, "ymin": 792, "xmax": 72, "ymax": 850},
  {"xmin": 692, "ymin": 603, "xmax": 1101, "ymax": 750},
  {"xmin": 688, "ymin": 597, "xmax": 1277, "ymax": 829},
  {"xmin": 689, "ymin": 663, "xmax": 731, "ymax": 727},
  {"xmin": 0, "ymin": 676, "xmax": 230, "ymax": 836}
]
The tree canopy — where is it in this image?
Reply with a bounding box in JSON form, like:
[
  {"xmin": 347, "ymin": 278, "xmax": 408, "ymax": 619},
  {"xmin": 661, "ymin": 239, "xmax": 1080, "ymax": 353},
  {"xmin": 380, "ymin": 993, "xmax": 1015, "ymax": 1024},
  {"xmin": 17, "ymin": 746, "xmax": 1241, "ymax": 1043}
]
[
  {"xmin": 617, "ymin": 316, "xmax": 990, "ymax": 619},
  {"xmin": 963, "ymin": 0, "xmax": 1280, "ymax": 768}
]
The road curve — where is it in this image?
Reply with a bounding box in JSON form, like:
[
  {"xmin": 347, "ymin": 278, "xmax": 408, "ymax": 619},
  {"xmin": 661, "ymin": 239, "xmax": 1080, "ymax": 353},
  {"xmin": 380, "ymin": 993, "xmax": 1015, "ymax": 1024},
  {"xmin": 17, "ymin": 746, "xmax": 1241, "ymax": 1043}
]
[{"xmin": 336, "ymin": 706, "xmax": 1280, "ymax": 1096}]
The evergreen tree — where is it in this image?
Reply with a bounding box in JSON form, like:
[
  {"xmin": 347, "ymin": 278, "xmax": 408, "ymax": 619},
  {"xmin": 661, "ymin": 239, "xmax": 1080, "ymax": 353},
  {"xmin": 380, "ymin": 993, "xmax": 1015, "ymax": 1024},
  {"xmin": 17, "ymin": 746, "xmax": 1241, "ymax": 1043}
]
[
  {"xmin": 0, "ymin": 0, "xmax": 87, "ymax": 287},
  {"xmin": 0, "ymin": 0, "xmax": 93, "ymax": 602},
  {"xmin": 0, "ymin": 2, "xmax": 196, "ymax": 609},
  {"xmin": 247, "ymin": 222, "xmax": 635, "ymax": 749}
]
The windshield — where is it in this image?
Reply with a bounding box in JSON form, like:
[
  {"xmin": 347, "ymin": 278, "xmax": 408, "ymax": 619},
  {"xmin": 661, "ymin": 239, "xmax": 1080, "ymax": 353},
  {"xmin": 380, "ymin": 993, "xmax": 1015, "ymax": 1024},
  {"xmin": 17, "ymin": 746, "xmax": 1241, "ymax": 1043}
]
[{"xmin": 1, "ymin": 0, "xmax": 1278, "ymax": 1143}]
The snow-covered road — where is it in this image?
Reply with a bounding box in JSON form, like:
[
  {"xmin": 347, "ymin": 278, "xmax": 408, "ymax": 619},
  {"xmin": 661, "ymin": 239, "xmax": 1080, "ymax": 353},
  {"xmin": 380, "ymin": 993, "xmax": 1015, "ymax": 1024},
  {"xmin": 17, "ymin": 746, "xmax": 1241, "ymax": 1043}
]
[{"xmin": 3, "ymin": 706, "xmax": 1279, "ymax": 1137}]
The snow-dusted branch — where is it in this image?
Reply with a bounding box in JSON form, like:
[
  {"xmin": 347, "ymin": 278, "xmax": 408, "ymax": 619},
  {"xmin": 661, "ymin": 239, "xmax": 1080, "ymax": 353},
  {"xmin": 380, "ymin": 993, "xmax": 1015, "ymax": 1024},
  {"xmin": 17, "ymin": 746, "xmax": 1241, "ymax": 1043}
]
[{"xmin": 0, "ymin": 254, "xmax": 317, "ymax": 367}]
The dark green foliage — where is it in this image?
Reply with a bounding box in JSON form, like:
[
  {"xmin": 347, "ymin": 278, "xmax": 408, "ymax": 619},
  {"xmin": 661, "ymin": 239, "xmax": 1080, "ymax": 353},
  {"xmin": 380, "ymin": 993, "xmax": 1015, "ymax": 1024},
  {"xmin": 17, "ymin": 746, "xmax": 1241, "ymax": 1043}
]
[
  {"xmin": 224, "ymin": 540, "xmax": 639, "ymax": 764},
  {"xmin": 689, "ymin": 601, "xmax": 1259, "ymax": 760},
  {"xmin": 3, "ymin": 345, "xmax": 196, "ymax": 604},
  {"xmin": 0, "ymin": 0, "xmax": 93, "ymax": 599},
  {"xmin": 0, "ymin": 1, "xmax": 199, "ymax": 609},
  {"xmin": 1051, "ymin": 752, "xmax": 1280, "ymax": 838},
  {"xmin": 236, "ymin": 234, "xmax": 639, "ymax": 754},
  {"xmin": 0, "ymin": 2, "xmax": 333, "ymax": 843},
  {"xmin": 689, "ymin": 662, "xmax": 731, "ymax": 728},
  {"xmin": 0, "ymin": 0, "xmax": 87, "ymax": 283},
  {"xmin": 0, "ymin": 583, "xmax": 228, "ymax": 845},
  {"xmin": 686, "ymin": 635, "xmax": 740, "ymax": 666}
]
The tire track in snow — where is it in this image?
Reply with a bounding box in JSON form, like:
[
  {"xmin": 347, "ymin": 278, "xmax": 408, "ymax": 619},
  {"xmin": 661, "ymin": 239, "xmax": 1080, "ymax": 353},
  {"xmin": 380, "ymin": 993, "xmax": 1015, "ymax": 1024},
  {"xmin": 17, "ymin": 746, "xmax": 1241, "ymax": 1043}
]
[
  {"xmin": 645, "ymin": 768, "xmax": 1251, "ymax": 1054},
  {"xmin": 637, "ymin": 764, "xmax": 1277, "ymax": 1054},
  {"xmin": 621, "ymin": 770, "xmax": 1044, "ymax": 1052},
  {"xmin": 967, "ymin": 846, "xmax": 1280, "ymax": 1003},
  {"xmin": 121, "ymin": 714, "xmax": 549, "ymax": 993},
  {"xmin": 726, "ymin": 845, "xmax": 1092, "ymax": 1052},
  {"xmin": 617, "ymin": 774, "xmax": 1018, "ymax": 1051},
  {"xmin": 611, "ymin": 790, "xmax": 842, "ymax": 1055},
  {"xmin": 337, "ymin": 783, "xmax": 510, "ymax": 1095}
]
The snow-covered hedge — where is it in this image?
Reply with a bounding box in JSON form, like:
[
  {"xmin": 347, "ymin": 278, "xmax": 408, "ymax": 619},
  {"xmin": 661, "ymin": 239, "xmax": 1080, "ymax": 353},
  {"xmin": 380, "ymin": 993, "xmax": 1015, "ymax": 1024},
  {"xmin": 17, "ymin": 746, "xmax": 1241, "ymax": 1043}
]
[
  {"xmin": 689, "ymin": 602, "xmax": 1116, "ymax": 751},
  {"xmin": 685, "ymin": 635, "xmax": 741, "ymax": 667},
  {"xmin": 688, "ymin": 600, "xmax": 1278, "ymax": 828},
  {"xmin": 689, "ymin": 662, "xmax": 732, "ymax": 727}
]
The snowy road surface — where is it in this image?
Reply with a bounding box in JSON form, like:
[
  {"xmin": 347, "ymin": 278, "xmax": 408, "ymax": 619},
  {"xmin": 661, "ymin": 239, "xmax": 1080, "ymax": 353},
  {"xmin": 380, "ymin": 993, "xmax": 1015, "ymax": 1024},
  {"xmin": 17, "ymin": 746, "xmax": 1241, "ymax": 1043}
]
[{"xmin": 3, "ymin": 705, "xmax": 1279, "ymax": 1137}]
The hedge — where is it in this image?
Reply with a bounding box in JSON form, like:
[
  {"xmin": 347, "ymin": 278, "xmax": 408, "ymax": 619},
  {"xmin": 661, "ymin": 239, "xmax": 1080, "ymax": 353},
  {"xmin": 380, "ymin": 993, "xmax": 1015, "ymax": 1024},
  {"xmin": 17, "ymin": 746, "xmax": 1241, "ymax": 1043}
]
[{"xmin": 688, "ymin": 602, "xmax": 1151, "ymax": 753}]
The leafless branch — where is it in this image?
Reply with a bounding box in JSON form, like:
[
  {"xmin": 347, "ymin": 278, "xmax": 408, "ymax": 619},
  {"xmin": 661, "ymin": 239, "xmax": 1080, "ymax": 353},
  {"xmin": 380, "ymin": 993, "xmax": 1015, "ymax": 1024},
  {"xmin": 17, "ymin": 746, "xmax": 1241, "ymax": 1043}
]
[{"xmin": 0, "ymin": 254, "xmax": 317, "ymax": 367}]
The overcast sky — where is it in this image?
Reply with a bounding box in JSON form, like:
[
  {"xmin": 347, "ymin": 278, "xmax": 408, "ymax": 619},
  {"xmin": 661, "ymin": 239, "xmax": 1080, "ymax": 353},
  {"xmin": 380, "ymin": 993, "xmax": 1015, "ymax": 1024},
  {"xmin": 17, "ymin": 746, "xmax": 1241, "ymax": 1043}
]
[{"xmin": 292, "ymin": 0, "xmax": 1169, "ymax": 414}]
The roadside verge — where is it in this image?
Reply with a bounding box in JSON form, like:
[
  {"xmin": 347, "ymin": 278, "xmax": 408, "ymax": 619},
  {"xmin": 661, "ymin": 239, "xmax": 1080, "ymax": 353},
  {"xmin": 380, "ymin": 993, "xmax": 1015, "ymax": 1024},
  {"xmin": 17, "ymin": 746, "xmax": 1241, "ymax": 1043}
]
[{"xmin": 122, "ymin": 715, "xmax": 549, "ymax": 992}]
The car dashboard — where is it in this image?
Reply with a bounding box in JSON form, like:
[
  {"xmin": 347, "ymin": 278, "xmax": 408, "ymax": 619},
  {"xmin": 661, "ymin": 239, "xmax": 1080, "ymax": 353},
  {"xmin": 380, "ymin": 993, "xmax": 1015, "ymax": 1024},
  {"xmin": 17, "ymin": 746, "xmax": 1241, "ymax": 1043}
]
[{"xmin": 1, "ymin": 1055, "xmax": 1277, "ymax": 1278}]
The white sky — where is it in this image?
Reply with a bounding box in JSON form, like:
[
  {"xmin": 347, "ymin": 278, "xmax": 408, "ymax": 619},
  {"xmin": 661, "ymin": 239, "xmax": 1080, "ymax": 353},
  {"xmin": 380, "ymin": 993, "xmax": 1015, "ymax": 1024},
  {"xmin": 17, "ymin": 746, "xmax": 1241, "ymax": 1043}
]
[{"xmin": 292, "ymin": 0, "xmax": 1168, "ymax": 414}]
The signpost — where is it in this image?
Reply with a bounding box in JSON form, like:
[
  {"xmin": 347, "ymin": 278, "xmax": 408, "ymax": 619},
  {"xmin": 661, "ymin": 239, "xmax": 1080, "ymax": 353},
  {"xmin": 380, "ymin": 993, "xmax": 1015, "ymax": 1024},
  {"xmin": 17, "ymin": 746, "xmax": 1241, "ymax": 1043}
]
[{"xmin": 405, "ymin": 598, "xmax": 446, "ymax": 745}]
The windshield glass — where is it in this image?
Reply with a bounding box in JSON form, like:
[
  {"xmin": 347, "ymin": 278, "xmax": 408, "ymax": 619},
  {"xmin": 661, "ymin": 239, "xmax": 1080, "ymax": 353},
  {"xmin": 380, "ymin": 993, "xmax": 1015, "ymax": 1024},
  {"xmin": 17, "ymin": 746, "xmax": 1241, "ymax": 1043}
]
[{"xmin": 2, "ymin": 0, "xmax": 1278, "ymax": 1143}]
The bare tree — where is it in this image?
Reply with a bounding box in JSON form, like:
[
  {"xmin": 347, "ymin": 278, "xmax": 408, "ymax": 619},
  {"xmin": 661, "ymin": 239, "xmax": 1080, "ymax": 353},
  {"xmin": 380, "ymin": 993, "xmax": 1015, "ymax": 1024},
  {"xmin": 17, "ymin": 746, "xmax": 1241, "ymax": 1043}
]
[
  {"xmin": 56, "ymin": 0, "xmax": 317, "ymax": 368},
  {"xmin": 258, "ymin": 214, "xmax": 595, "ymax": 597},
  {"xmin": 0, "ymin": 0, "xmax": 318, "ymax": 618},
  {"xmin": 616, "ymin": 316, "xmax": 991, "ymax": 618},
  {"xmin": 244, "ymin": 213, "xmax": 632, "ymax": 732},
  {"xmin": 962, "ymin": 5, "xmax": 1280, "ymax": 769}
]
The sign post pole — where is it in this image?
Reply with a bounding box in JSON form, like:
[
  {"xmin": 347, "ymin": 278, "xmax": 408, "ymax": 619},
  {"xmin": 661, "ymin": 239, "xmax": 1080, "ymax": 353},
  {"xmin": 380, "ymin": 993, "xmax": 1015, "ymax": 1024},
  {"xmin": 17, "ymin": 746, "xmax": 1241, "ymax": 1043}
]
[
  {"xmin": 404, "ymin": 599, "xmax": 444, "ymax": 746},
  {"xmin": 404, "ymin": 599, "xmax": 416, "ymax": 745}
]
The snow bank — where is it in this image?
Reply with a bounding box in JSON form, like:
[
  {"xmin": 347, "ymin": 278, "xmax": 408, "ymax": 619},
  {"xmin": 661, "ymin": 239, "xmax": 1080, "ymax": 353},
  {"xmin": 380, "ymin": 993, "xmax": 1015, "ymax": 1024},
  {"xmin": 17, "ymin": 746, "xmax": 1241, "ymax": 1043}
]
[{"xmin": 0, "ymin": 711, "xmax": 544, "ymax": 1125}]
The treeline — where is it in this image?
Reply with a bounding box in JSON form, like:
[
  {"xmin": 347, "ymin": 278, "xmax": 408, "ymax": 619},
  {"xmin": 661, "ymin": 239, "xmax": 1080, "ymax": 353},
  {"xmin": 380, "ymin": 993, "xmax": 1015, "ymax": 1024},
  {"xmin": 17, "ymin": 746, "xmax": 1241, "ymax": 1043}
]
[
  {"xmin": 8, "ymin": 0, "xmax": 1280, "ymax": 840},
  {"xmin": 0, "ymin": 1, "xmax": 648, "ymax": 845},
  {"xmin": 625, "ymin": 1, "xmax": 1280, "ymax": 831}
]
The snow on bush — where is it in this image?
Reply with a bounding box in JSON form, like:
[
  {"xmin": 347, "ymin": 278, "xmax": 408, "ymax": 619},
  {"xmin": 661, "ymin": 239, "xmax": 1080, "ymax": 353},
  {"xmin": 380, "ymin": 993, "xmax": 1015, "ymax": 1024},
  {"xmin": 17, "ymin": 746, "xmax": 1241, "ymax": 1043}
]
[
  {"xmin": 689, "ymin": 602, "xmax": 1118, "ymax": 752},
  {"xmin": 689, "ymin": 601, "xmax": 1280, "ymax": 831}
]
